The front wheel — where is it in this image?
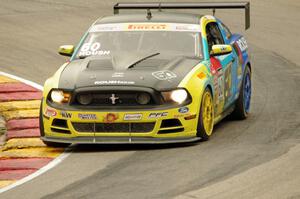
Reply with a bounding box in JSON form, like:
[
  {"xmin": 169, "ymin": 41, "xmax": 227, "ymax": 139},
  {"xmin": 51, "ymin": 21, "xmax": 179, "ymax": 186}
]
[
  {"xmin": 197, "ymin": 88, "xmax": 214, "ymax": 141},
  {"xmin": 232, "ymin": 66, "xmax": 251, "ymax": 119}
]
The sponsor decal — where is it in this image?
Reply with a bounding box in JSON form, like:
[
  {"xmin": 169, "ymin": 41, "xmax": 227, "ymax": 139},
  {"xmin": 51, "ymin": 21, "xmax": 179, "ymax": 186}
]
[
  {"xmin": 90, "ymin": 23, "xmax": 201, "ymax": 33},
  {"xmin": 175, "ymin": 24, "xmax": 201, "ymax": 32},
  {"xmin": 178, "ymin": 107, "xmax": 189, "ymax": 114},
  {"xmin": 152, "ymin": 70, "xmax": 177, "ymax": 81},
  {"xmin": 90, "ymin": 24, "xmax": 123, "ymax": 32},
  {"xmin": 44, "ymin": 107, "xmax": 57, "ymax": 117},
  {"xmin": 78, "ymin": 113, "xmax": 97, "ymax": 120},
  {"xmin": 197, "ymin": 72, "xmax": 206, "ymax": 79},
  {"xmin": 112, "ymin": 72, "xmax": 124, "ymax": 78},
  {"xmin": 174, "ymin": 113, "xmax": 190, "ymax": 118},
  {"xmin": 148, "ymin": 112, "xmax": 168, "ymax": 119},
  {"xmin": 104, "ymin": 113, "xmax": 119, "ymax": 123},
  {"xmin": 236, "ymin": 37, "xmax": 248, "ymax": 52},
  {"xmin": 61, "ymin": 111, "xmax": 72, "ymax": 118},
  {"xmin": 124, "ymin": 113, "xmax": 142, "ymax": 121},
  {"xmin": 128, "ymin": 24, "xmax": 167, "ymax": 30},
  {"xmin": 94, "ymin": 80, "xmax": 135, "ymax": 85}
]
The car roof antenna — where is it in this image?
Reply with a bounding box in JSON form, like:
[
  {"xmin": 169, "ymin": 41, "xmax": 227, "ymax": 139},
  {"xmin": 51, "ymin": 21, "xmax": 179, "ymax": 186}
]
[
  {"xmin": 147, "ymin": 9, "xmax": 152, "ymax": 20},
  {"xmin": 158, "ymin": 3, "xmax": 162, "ymax": 12},
  {"xmin": 212, "ymin": 8, "xmax": 216, "ymax": 16}
]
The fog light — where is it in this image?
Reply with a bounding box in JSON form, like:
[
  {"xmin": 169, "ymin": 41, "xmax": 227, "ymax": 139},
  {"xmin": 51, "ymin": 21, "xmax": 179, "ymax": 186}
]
[
  {"xmin": 77, "ymin": 94, "xmax": 93, "ymax": 105},
  {"xmin": 136, "ymin": 93, "xmax": 151, "ymax": 105}
]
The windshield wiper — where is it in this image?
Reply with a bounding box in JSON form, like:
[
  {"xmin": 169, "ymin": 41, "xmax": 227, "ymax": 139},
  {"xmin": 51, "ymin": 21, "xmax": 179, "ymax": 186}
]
[{"xmin": 128, "ymin": 52, "xmax": 160, "ymax": 68}]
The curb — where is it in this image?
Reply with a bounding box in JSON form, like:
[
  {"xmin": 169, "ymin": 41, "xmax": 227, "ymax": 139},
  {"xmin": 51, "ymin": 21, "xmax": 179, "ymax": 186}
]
[{"xmin": 0, "ymin": 72, "xmax": 69, "ymax": 193}]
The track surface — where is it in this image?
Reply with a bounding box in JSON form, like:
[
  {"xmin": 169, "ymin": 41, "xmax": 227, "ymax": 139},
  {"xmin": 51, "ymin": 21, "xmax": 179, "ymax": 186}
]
[{"xmin": 0, "ymin": 0, "xmax": 299, "ymax": 198}]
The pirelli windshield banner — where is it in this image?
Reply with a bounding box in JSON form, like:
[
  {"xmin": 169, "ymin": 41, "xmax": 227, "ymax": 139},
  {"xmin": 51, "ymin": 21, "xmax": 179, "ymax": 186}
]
[{"xmin": 89, "ymin": 23, "xmax": 201, "ymax": 32}]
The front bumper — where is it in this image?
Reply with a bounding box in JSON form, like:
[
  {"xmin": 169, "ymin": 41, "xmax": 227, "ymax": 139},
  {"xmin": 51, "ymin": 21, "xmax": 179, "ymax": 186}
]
[{"xmin": 42, "ymin": 102, "xmax": 199, "ymax": 144}]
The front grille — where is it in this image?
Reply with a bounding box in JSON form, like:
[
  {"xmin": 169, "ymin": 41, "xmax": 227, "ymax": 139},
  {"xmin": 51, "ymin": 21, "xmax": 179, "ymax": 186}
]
[
  {"xmin": 72, "ymin": 122, "xmax": 155, "ymax": 133},
  {"xmin": 73, "ymin": 91, "xmax": 158, "ymax": 106}
]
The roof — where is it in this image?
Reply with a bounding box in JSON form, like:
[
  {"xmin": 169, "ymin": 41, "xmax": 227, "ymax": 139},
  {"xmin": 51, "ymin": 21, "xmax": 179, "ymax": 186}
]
[{"xmin": 95, "ymin": 12, "xmax": 203, "ymax": 25}]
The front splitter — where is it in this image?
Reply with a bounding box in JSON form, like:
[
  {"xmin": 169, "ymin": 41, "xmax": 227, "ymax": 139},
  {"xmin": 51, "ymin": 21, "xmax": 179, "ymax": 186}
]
[{"xmin": 41, "ymin": 136, "xmax": 201, "ymax": 144}]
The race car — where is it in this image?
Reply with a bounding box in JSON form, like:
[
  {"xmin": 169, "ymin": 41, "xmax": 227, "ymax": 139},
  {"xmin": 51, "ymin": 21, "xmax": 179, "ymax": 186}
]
[{"xmin": 40, "ymin": 2, "xmax": 251, "ymax": 146}]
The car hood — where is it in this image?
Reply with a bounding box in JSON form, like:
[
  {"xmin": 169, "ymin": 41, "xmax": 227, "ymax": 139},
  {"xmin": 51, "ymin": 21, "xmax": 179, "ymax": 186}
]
[{"xmin": 58, "ymin": 53, "xmax": 201, "ymax": 91}]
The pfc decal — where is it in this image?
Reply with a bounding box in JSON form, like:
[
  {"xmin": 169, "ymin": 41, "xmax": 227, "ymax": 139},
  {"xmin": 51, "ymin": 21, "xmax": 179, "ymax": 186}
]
[
  {"xmin": 44, "ymin": 107, "xmax": 57, "ymax": 117},
  {"xmin": 152, "ymin": 70, "xmax": 177, "ymax": 81},
  {"xmin": 124, "ymin": 113, "xmax": 142, "ymax": 121},
  {"xmin": 78, "ymin": 113, "xmax": 97, "ymax": 120},
  {"xmin": 178, "ymin": 107, "xmax": 189, "ymax": 114},
  {"xmin": 148, "ymin": 112, "xmax": 168, "ymax": 119},
  {"xmin": 104, "ymin": 113, "xmax": 119, "ymax": 123}
]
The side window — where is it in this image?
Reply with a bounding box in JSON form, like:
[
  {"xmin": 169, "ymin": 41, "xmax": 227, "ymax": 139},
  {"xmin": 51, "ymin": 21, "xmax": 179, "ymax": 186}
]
[
  {"xmin": 219, "ymin": 22, "xmax": 232, "ymax": 40},
  {"xmin": 206, "ymin": 22, "xmax": 225, "ymax": 53}
]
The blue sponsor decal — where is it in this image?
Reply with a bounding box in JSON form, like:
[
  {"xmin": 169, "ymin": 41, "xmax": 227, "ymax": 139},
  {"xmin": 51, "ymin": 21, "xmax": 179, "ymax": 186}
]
[{"xmin": 178, "ymin": 107, "xmax": 189, "ymax": 113}]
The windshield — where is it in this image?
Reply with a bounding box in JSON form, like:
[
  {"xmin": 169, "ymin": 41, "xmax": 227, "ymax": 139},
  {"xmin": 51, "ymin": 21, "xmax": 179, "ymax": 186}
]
[{"xmin": 74, "ymin": 23, "xmax": 202, "ymax": 59}]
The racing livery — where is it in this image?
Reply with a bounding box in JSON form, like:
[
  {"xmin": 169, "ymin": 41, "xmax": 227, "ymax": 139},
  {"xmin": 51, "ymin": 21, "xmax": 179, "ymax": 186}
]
[{"xmin": 40, "ymin": 2, "xmax": 251, "ymax": 146}]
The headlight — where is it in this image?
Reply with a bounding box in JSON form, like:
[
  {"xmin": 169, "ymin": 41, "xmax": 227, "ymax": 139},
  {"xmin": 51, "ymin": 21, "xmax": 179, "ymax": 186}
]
[
  {"xmin": 170, "ymin": 89, "xmax": 188, "ymax": 104},
  {"xmin": 161, "ymin": 89, "xmax": 189, "ymax": 104},
  {"xmin": 50, "ymin": 90, "xmax": 71, "ymax": 104}
]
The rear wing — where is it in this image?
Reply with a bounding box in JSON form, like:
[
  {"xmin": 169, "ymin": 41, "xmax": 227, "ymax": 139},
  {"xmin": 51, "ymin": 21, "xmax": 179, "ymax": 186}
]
[{"xmin": 113, "ymin": 2, "xmax": 250, "ymax": 30}]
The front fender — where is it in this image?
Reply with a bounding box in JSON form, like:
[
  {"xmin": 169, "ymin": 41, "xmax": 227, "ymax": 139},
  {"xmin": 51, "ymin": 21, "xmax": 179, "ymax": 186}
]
[
  {"xmin": 43, "ymin": 62, "xmax": 69, "ymax": 98},
  {"xmin": 178, "ymin": 61, "xmax": 214, "ymax": 115}
]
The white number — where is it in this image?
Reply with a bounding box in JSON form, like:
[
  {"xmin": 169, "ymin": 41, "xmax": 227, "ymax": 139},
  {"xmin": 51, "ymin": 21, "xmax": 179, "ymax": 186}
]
[
  {"xmin": 81, "ymin": 43, "xmax": 91, "ymax": 52},
  {"xmin": 81, "ymin": 42, "xmax": 101, "ymax": 52},
  {"xmin": 90, "ymin": 42, "xmax": 101, "ymax": 51}
]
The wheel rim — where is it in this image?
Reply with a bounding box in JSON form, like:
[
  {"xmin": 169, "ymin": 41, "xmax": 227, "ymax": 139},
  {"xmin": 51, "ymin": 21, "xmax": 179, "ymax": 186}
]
[
  {"xmin": 202, "ymin": 91, "xmax": 214, "ymax": 135},
  {"xmin": 243, "ymin": 72, "xmax": 251, "ymax": 113}
]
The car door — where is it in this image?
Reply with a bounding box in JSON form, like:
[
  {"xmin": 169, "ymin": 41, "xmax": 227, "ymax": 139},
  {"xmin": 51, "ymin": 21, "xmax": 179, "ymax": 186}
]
[{"xmin": 206, "ymin": 22, "xmax": 235, "ymax": 114}]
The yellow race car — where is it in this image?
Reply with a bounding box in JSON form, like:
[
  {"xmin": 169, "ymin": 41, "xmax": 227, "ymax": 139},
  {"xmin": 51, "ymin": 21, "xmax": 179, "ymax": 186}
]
[{"xmin": 40, "ymin": 2, "xmax": 251, "ymax": 146}]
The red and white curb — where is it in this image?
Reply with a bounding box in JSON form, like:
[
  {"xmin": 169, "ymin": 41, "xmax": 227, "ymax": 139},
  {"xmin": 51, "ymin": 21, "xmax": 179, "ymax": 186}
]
[{"xmin": 0, "ymin": 71, "xmax": 70, "ymax": 193}]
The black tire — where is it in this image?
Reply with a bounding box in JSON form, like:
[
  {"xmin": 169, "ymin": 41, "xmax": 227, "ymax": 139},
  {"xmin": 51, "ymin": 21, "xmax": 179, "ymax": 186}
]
[
  {"xmin": 197, "ymin": 88, "xmax": 214, "ymax": 141},
  {"xmin": 232, "ymin": 66, "xmax": 251, "ymax": 120},
  {"xmin": 39, "ymin": 99, "xmax": 70, "ymax": 148}
]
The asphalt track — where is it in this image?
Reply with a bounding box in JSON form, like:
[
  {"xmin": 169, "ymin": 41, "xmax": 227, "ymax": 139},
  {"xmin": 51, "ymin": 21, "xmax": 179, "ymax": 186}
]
[{"xmin": 0, "ymin": 0, "xmax": 299, "ymax": 198}]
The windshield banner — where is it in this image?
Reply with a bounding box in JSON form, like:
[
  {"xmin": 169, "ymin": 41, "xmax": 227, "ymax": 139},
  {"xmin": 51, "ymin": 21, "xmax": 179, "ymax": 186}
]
[{"xmin": 90, "ymin": 23, "xmax": 201, "ymax": 33}]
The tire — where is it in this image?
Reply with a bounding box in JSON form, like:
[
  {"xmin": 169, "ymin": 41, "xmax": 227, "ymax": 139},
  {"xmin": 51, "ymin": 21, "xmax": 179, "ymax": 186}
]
[
  {"xmin": 39, "ymin": 99, "xmax": 70, "ymax": 148},
  {"xmin": 39, "ymin": 99, "xmax": 45, "ymax": 136},
  {"xmin": 232, "ymin": 66, "xmax": 251, "ymax": 119},
  {"xmin": 197, "ymin": 88, "xmax": 214, "ymax": 141}
]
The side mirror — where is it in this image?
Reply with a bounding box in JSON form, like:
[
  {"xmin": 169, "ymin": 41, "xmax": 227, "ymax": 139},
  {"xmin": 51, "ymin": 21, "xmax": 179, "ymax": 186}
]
[
  {"xmin": 58, "ymin": 45, "xmax": 74, "ymax": 57},
  {"xmin": 210, "ymin": 44, "xmax": 232, "ymax": 56}
]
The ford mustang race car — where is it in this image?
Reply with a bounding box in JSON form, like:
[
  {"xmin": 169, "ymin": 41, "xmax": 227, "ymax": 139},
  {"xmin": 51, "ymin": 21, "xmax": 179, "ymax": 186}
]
[{"xmin": 40, "ymin": 2, "xmax": 251, "ymax": 146}]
